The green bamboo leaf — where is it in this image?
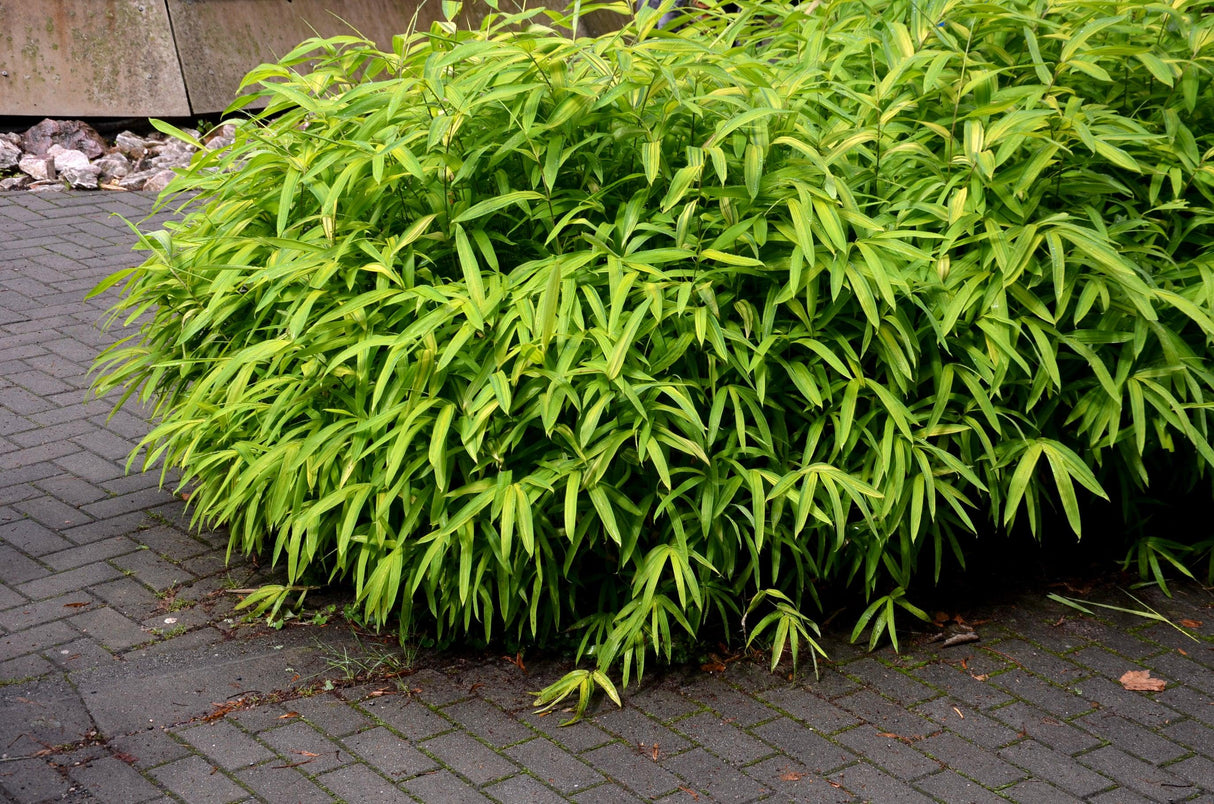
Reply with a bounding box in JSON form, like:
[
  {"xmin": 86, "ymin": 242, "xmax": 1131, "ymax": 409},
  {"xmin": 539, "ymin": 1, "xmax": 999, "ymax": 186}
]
[
  {"xmin": 1127, "ymin": 378, "xmax": 1147, "ymax": 455},
  {"xmin": 149, "ymin": 118, "xmax": 204, "ymax": 149},
  {"xmin": 589, "ymin": 486, "xmax": 622, "ymax": 545},
  {"xmin": 454, "ymin": 224, "xmax": 486, "ymax": 311},
  {"xmin": 661, "ymin": 164, "xmax": 703, "ymax": 212},
  {"xmin": 812, "ymin": 197, "xmax": 847, "ymax": 253},
  {"xmin": 453, "ymin": 191, "xmax": 545, "ymax": 224},
  {"xmin": 277, "ymin": 168, "xmax": 301, "ymax": 236},
  {"xmin": 845, "ymin": 264, "xmax": 880, "ymax": 328},
  {"xmin": 606, "ymin": 298, "xmax": 651, "ymax": 380},
  {"xmin": 743, "ymin": 143, "xmax": 763, "ymax": 200},
  {"xmin": 429, "ymin": 402, "xmax": 456, "ymax": 491},
  {"xmin": 499, "ymin": 481, "xmax": 517, "ymax": 557},
  {"xmin": 1060, "ymin": 15, "xmax": 1124, "ymax": 63},
  {"xmin": 1135, "ymin": 52, "xmax": 1175, "ymax": 86},
  {"xmin": 700, "ymin": 249, "xmax": 764, "ymax": 267},
  {"xmin": 704, "ymin": 107, "xmax": 787, "ymax": 147},
  {"xmin": 1090, "ymin": 140, "xmax": 1141, "ymax": 173},
  {"xmin": 1156, "ymin": 290, "xmax": 1214, "ymax": 341},
  {"xmin": 1041, "ymin": 441, "xmax": 1107, "ymax": 537},
  {"xmin": 1003, "ymin": 442, "xmax": 1044, "ymax": 530},
  {"xmin": 645, "ymin": 438, "xmax": 672, "ymax": 490},
  {"xmin": 515, "ymin": 484, "xmax": 535, "ymax": 556},
  {"xmin": 564, "ymin": 470, "xmax": 582, "ymax": 537},
  {"xmin": 592, "ymin": 670, "xmax": 622, "ymax": 708},
  {"xmin": 864, "ymin": 379, "xmax": 915, "ymax": 439},
  {"xmin": 1023, "ymin": 26, "xmax": 1053, "ymax": 84},
  {"xmin": 1023, "ymin": 321, "xmax": 1061, "ymax": 391},
  {"xmin": 1066, "ymin": 58, "xmax": 1112, "ymax": 83},
  {"xmin": 838, "ymin": 378, "xmax": 860, "ymax": 451},
  {"xmin": 642, "ymin": 140, "xmax": 661, "ymax": 185},
  {"xmin": 747, "ymin": 469, "xmax": 767, "ymax": 552},
  {"xmin": 537, "ymin": 259, "xmax": 563, "ymax": 350}
]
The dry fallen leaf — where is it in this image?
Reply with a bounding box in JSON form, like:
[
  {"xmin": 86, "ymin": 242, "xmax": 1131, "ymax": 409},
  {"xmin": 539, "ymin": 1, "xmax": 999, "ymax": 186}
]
[
  {"xmin": 271, "ymin": 759, "xmax": 313, "ymax": 769},
  {"xmin": 942, "ymin": 631, "xmax": 981, "ymax": 648},
  {"xmin": 1120, "ymin": 669, "xmax": 1166, "ymax": 692},
  {"xmin": 779, "ymin": 769, "xmax": 806, "ymax": 782},
  {"xmin": 1180, "ymin": 619, "xmax": 1203, "ymax": 629},
  {"xmin": 278, "ymin": 712, "xmax": 300, "ymax": 719},
  {"xmin": 715, "ymin": 643, "xmax": 742, "ymax": 664},
  {"xmin": 504, "ymin": 652, "xmax": 527, "ymax": 673},
  {"xmin": 63, "ymin": 602, "xmax": 91, "ymax": 608}
]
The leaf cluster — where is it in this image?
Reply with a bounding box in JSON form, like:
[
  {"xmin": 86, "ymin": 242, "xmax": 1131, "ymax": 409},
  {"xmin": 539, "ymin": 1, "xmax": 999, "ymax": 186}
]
[{"xmin": 93, "ymin": 0, "xmax": 1214, "ymax": 709}]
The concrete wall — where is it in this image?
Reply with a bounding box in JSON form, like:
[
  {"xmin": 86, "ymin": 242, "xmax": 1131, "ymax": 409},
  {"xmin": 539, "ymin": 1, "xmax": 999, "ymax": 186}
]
[{"xmin": 0, "ymin": 0, "xmax": 615, "ymax": 117}]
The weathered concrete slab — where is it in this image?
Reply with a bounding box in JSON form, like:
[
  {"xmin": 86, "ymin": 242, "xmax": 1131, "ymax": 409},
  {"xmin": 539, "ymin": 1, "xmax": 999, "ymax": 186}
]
[
  {"xmin": 0, "ymin": 1, "xmax": 191, "ymax": 117},
  {"xmin": 166, "ymin": 0, "xmax": 619, "ymax": 114},
  {"xmin": 71, "ymin": 631, "xmax": 329, "ymax": 735},
  {"xmin": 0, "ymin": 676, "xmax": 96, "ymax": 753},
  {"xmin": 1, "ymin": 1, "xmax": 621, "ymax": 117},
  {"xmin": 166, "ymin": 0, "xmax": 425, "ymax": 114}
]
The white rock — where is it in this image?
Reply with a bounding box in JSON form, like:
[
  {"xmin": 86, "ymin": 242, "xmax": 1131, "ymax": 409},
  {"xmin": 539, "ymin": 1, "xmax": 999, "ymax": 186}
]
[
  {"xmin": 18, "ymin": 154, "xmax": 54, "ymax": 181},
  {"xmin": 0, "ymin": 176, "xmax": 32, "ymax": 191},
  {"xmin": 0, "ymin": 139, "xmax": 20, "ymax": 171},
  {"xmin": 115, "ymin": 131, "xmax": 148, "ymax": 159},
  {"xmin": 141, "ymin": 169, "xmax": 178, "ymax": 193},
  {"xmin": 204, "ymin": 124, "xmax": 237, "ymax": 151},
  {"xmin": 63, "ymin": 164, "xmax": 101, "ymax": 189},
  {"xmin": 95, "ymin": 152, "xmax": 131, "ymax": 181},
  {"xmin": 151, "ymin": 140, "xmax": 196, "ymax": 169},
  {"xmin": 117, "ymin": 169, "xmax": 156, "ymax": 190},
  {"xmin": 51, "ymin": 147, "xmax": 90, "ymax": 172},
  {"xmin": 22, "ymin": 118, "xmax": 106, "ymax": 159},
  {"xmin": 47, "ymin": 148, "xmax": 98, "ymax": 189}
]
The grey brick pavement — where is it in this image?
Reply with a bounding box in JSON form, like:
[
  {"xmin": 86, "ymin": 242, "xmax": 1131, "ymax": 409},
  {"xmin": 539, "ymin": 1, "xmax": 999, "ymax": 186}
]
[{"xmin": 1, "ymin": 190, "xmax": 1213, "ymax": 802}]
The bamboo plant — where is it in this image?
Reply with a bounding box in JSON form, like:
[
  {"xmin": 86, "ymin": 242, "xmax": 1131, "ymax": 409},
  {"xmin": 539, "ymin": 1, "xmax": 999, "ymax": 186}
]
[{"xmin": 93, "ymin": 0, "xmax": 1214, "ymax": 717}]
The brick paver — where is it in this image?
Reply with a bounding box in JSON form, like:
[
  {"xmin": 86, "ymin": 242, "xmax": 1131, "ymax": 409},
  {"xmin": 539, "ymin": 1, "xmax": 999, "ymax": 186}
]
[{"xmin": 1, "ymin": 190, "xmax": 1212, "ymax": 803}]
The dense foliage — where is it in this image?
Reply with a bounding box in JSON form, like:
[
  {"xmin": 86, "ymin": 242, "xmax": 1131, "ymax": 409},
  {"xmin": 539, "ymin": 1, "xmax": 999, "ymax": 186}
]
[{"xmin": 94, "ymin": 0, "xmax": 1214, "ymax": 712}]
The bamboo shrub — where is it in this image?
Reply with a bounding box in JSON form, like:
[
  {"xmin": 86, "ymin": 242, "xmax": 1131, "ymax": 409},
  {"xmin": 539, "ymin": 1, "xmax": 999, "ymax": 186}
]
[{"xmin": 93, "ymin": 0, "xmax": 1214, "ymax": 715}]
